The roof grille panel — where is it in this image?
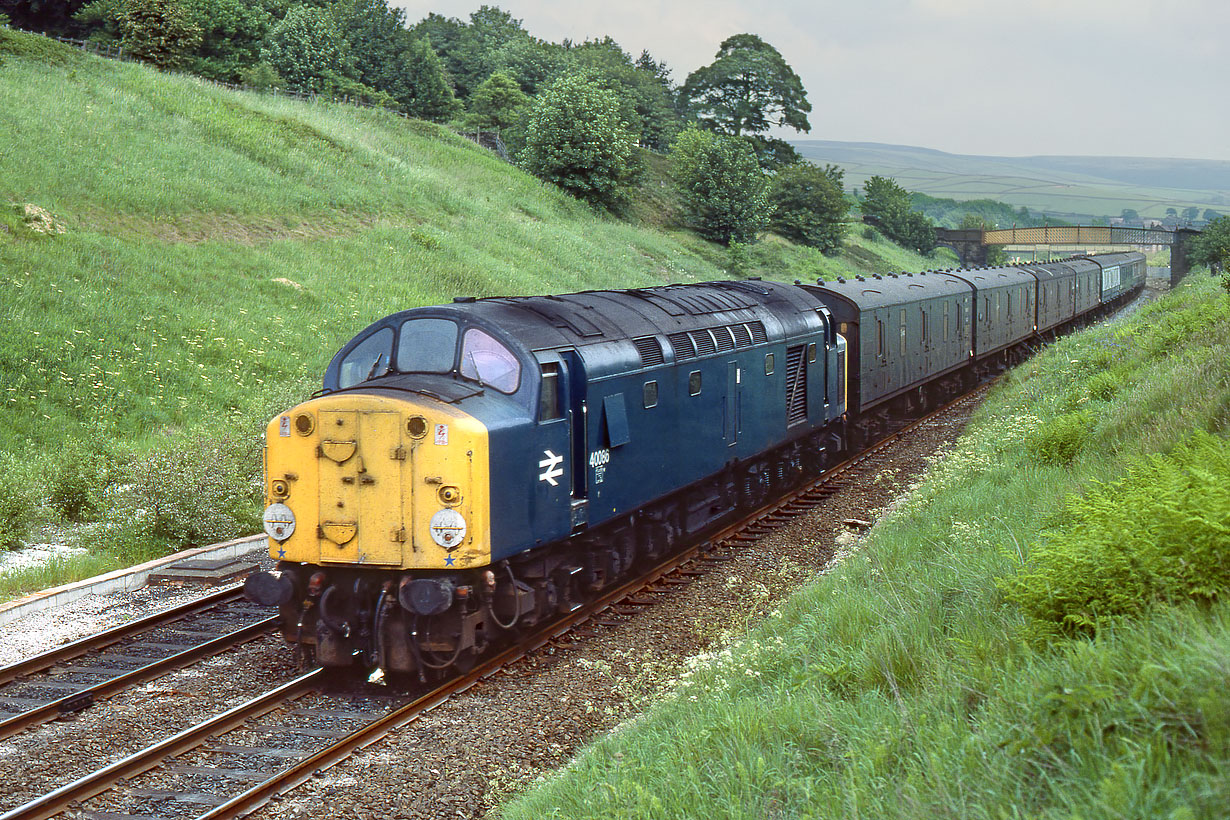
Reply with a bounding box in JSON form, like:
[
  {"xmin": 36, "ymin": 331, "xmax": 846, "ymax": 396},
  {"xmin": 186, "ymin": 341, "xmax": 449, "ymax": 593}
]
[
  {"xmin": 632, "ymin": 336, "xmax": 664, "ymax": 367},
  {"xmin": 690, "ymin": 330, "xmax": 717, "ymax": 356},
  {"xmin": 667, "ymin": 332, "xmax": 695, "ymax": 360}
]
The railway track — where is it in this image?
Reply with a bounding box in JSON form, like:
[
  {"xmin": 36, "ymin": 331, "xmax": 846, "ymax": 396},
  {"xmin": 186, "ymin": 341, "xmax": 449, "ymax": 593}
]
[
  {"xmin": 0, "ymin": 586, "xmax": 277, "ymax": 740},
  {"xmin": 2, "ymin": 381, "xmax": 989, "ymax": 820}
]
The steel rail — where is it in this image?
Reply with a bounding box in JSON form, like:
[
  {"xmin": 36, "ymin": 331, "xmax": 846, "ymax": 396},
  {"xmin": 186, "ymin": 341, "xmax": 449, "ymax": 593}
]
[
  {"xmin": 0, "ymin": 585, "xmax": 247, "ymax": 687},
  {"xmin": 0, "ymin": 670, "xmax": 323, "ymax": 820},
  {"xmin": 0, "ymin": 616, "xmax": 278, "ymax": 740}
]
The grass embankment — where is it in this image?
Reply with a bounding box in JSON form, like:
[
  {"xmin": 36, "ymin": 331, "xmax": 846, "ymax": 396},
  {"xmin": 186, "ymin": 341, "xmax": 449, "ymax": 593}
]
[
  {"xmin": 503, "ymin": 275, "xmax": 1230, "ymax": 819},
  {"xmin": 0, "ymin": 28, "xmax": 943, "ymax": 596}
]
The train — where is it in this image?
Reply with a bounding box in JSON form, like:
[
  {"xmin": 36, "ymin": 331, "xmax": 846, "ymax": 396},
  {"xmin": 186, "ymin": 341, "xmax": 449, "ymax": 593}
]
[{"xmin": 244, "ymin": 251, "xmax": 1146, "ymax": 675}]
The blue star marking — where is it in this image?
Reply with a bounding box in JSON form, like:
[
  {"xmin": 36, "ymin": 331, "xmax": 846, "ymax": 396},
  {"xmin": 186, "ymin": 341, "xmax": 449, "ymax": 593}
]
[
  {"xmin": 444, "ymin": 555, "xmax": 455, "ymax": 567},
  {"xmin": 277, "ymin": 546, "xmax": 286, "ymax": 558}
]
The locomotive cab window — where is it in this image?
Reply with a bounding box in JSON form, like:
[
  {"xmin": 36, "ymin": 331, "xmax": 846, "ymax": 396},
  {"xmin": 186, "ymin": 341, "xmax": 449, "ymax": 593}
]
[
  {"xmin": 396, "ymin": 318, "xmax": 458, "ymax": 375},
  {"xmin": 643, "ymin": 380, "xmax": 658, "ymax": 408},
  {"xmin": 538, "ymin": 363, "xmax": 562, "ymax": 421},
  {"xmin": 689, "ymin": 370, "xmax": 702, "ymax": 396},
  {"xmin": 339, "ymin": 327, "xmax": 394, "ymax": 388},
  {"xmin": 459, "ymin": 328, "xmax": 520, "ymax": 393}
]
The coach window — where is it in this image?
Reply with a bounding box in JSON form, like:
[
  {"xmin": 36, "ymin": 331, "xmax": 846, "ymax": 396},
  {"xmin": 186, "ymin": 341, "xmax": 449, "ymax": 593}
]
[
  {"xmin": 538, "ymin": 363, "xmax": 562, "ymax": 421},
  {"xmin": 899, "ymin": 309, "xmax": 907, "ymax": 356},
  {"xmin": 764, "ymin": 352, "xmax": 775, "ymax": 375},
  {"xmin": 643, "ymin": 380, "xmax": 658, "ymax": 408},
  {"xmin": 876, "ymin": 318, "xmax": 884, "ymax": 358},
  {"xmin": 921, "ymin": 308, "xmax": 928, "ymax": 345},
  {"xmin": 689, "ymin": 370, "xmax": 702, "ymax": 396},
  {"xmin": 943, "ymin": 302, "xmax": 950, "ymax": 339}
]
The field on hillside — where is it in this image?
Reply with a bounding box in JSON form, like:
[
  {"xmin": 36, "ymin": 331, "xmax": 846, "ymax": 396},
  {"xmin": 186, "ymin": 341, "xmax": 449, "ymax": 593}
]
[
  {"xmin": 793, "ymin": 140, "xmax": 1230, "ymax": 223},
  {"xmin": 504, "ymin": 273, "xmax": 1230, "ymax": 819},
  {"xmin": 0, "ymin": 30, "xmax": 948, "ymax": 593}
]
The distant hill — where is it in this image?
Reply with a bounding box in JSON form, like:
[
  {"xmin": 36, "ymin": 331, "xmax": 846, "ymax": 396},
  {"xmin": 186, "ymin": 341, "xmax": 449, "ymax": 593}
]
[{"xmin": 792, "ymin": 140, "xmax": 1230, "ymax": 222}]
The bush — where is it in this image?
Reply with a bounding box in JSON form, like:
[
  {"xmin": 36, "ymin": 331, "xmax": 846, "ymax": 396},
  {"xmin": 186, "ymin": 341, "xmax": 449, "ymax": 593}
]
[
  {"xmin": 0, "ymin": 457, "xmax": 34, "ymax": 551},
  {"xmin": 90, "ymin": 428, "xmax": 262, "ymax": 555},
  {"xmin": 670, "ymin": 127, "xmax": 770, "ymax": 246},
  {"xmin": 1025, "ymin": 410, "xmax": 1092, "ymax": 466},
  {"xmin": 47, "ymin": 441, "xmax": 113, "ymax": 522},
  {"xmin": 520, "ymin": 73, "xmax": 640, "ymax": 209},
  {"xmin": 1003, "ymin": 431, "xmax": 1230, "ymax": 636},
  {"xmin": 767, "ymin": 163, "xmax": 848, "ymax": 253}
]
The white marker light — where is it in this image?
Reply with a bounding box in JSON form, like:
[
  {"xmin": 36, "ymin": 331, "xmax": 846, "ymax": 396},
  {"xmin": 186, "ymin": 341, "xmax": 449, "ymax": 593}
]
[
  {"xmin": 263, "ymin": 503, "xmax": 296, "ymax": 542},
  {"xmin": 429, "ymin": 508, "xmax": 467, "ymax": 548}
]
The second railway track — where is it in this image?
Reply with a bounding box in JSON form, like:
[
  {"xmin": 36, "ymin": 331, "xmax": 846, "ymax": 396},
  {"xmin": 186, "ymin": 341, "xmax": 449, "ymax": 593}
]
[{"xmin": 3, "ymin": 381, "xmax": 990, "ymax": 820}]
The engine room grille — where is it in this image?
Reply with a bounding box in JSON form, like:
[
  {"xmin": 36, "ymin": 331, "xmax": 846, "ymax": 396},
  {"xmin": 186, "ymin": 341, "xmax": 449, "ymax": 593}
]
[
  {"xmin": 668, "ymin": 332, "xmax": 695, "ymax": 360},
  {"xmin": 785, "ymin": 344, "xmax": 807, "ymax": 426},
  {"xmin": 668, "ymin": 321, "xmax": 770, "ymax": 361},
  {"xmin": 748, "ymin": 321, "xmax": 768, "ymax": 345},
  {"xmin": 633, "ymin": 335, "xmax": 664, "ymax": 367},
  {"xmin": 713, "ymin": 326, "xmax": 735, "ymax": 352},
  {"xmin": 690, "ymin": 329, "xmax": 717, "ymax": 356}
]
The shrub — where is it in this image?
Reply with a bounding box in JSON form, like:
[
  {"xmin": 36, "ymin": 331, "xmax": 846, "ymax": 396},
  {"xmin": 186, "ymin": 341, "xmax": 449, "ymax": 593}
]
[
  {"xmin": 1003, "ymin": 431, "xmax": 1230, "ymax": 636},
  {"xmin": 47, "ymin": 441, "xmax": 113, "ymax": 522},
  {"xmin": 767, "ymin": 163, "xmax": 848, "ymax": 253},
  {"xmin": 90, "ymin": 428, "xmax": 262, "ymax": 555},
  {"xmin": 0, "ymin": 457, "xmax": 34, "ymax": 551},
  {"xmin": 1025, "ymin": 410, "xmax": 1092, "ymax": 466},
  {"xmin": 520, "ymin": 72, "xmax": 640, "ymax": 209},
  {"xmin": 670, "ymin": 127, "xmax": 770, "ymax": 246}
]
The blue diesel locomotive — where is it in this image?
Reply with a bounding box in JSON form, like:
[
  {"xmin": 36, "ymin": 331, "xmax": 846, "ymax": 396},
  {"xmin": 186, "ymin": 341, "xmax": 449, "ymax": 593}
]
[{"xmin": 245, "ymin": 251, "xmax": 1145, "ymax": 674}]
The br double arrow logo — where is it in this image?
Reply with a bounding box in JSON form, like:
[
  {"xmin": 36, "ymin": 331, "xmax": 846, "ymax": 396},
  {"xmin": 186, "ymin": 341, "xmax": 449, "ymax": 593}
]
[{"xmin": 538, "ymin": 450, "xmax": 564, "ymax": 486}]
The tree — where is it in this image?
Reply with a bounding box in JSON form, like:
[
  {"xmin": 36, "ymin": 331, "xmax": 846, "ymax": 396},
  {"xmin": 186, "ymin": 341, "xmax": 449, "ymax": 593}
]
[
  {"xmin": 260, "ymin": 4, "xmax": 349, "ymax": 94},
  {"xmin": 1166, "ymin": 207, "xmax": 1179, "ymax": 218},
  {"xmin": 671, "ymin": 127, "xmax": 771, "ymax": 246},
  {"xmin": 767, "ymin": 162, "xmax": 848, "ymax": 253},
  {"xmin": 117, "ymin": 0, "xmax": 201, "ymax": 68},
  {"xmin": 1182, "ymin": 206, "xmax": 1200, "ymax": 221},
  {"xmin": 396, "ymin": 36, "xmax": 459, "ymax": 121},
  {"xmin": 1121, "ymin": 208, "xmax": 1140, "ymax": 223},
  {"xmin": 1203, "ymin": 209, "xmax": 1221, "ymax": 222},
  {"xmin": 570, "ymin": 37, "xmax": 683, "ymax": 151},
  {"xmin": 679, "ymin": 33, "xmax": 810, "ymax": 137},
  {"xmin": 520, "ymin": 73, "xmax": 640, "ymax": 209},
  {"xmin": 180, "ymin": 0, "xmax": 275, "ymax": 82},
  {"xmin": 861, "ymin": 175, "xmax": 935, "ymax": 255},
  {"xmin": 1189, "ymin": 215, "xmax": 1230, "ymax": 272},
  {"xmin": 465, "ymin": 69, "xmax": 528, "ymax": 129}
]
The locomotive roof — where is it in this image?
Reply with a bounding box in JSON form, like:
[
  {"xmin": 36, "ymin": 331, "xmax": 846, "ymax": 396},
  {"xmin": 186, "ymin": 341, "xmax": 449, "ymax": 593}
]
[{"xmin": 457, "ymin": 279, "xmax": 823, "ymax": 349}]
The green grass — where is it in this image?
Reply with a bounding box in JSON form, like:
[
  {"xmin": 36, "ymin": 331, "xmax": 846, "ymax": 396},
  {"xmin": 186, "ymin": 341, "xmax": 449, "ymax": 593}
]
[
  {"xmin": 0, "ymin": 28, "xmax": 944, "ymax": 597},
  {"xmin": 501, "ymin": 275, "xmax": 1230, "ymax": 819}
]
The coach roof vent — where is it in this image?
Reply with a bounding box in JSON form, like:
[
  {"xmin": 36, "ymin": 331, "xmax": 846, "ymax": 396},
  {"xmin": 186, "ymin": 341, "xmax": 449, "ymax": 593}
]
[{"xmin": 453, "ymin": 296, "xmax": 477, "ymax": 303}]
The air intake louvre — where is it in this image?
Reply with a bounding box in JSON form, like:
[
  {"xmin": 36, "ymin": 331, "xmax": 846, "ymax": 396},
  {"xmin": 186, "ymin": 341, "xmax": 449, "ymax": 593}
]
[
  {"xmin": 632, "ymin": 336, "xmax": 664, "ymax": 367},
  {"xmin": 731, "ymin": 324, "xmax": 752, "ymax": 347},
  {"xmin": 668, "ymin": 332, "xmax": 695, "ymax": 360},
  {"xmin": 713, "ymin": 326, "xmax": 735, "ymax": 352},
  {"xmin": 785, "ymin": 344, "xmax": 807, "ymax": 426},
  {"xmin": 691, "ymin": 329, "xmax": 717, "ymax": 356},
  {"xmin": 748, "ymin": 321, "xmax": 768, "ymax": 345}
]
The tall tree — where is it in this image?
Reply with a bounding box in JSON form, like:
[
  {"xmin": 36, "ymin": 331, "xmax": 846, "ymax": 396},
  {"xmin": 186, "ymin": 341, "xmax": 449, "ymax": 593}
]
[
  {"xmin": 465, "ymin": 69, "xmax": 528, "ymax": 130},
  {"xmin": 1189, "ymin": 215, "xmax": 1230, "ymax": 272},
  {"xmin": 396, "ymin": 36, "xmax": 459, "ymax": 121},
  {"xmin": 520, "ymin": 73, "xmax": 640, "ymax": 209},
  {"xmin": 679, "ymin": 34, "xmax": 810, "ymax": 137},
  {"xmin": 671, "ymin": 127, "xmax": 771, "ymax": 246},
  {"xmin": 117, "ymin": 0, "xmax": 201, "ymax": 68}
]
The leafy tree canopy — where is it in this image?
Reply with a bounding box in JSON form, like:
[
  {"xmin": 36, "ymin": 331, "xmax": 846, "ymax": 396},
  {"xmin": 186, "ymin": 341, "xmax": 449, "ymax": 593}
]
[
  {"xmin": 861, "ymin": 175, "xmax": 935, "ymax": 256},
  {"xmin": 117, "ymin": 0, "xmax": 201, "ymax": 68},
  {"xmin": 260, "ymin": 4, "xmax": 351, "ymax": 94},
  {"xmin": 680, "ymin": 33, "xmax": 810, "ymax": 137},
  {"xmin": 520, "ymin": 72, "xmax": 640, "ymax": 210},
  {"xmin": 768, "ymin": 162, "xmax": 848, "ymax": 254},
  {"xmin": 671, "ymin": 127, "xmax": 771, "ymax": 246},
  {"xmin": 1189, "ymin": 216, "xmax": 1230, "ymax": 271},
  {"xmin": 465, "ymin": 69, "xmax": 528, "ymax": 130}
]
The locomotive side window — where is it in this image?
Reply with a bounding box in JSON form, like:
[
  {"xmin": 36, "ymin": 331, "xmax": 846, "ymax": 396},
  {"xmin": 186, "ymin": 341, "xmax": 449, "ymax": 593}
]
[
  {"xmin": 339, "ymin": 328, "xmax": 394, "ymax": 388},
  {"xmin": 807, "ymin": 343, "xmax": 817, "ymax": 363},
  {"xmin": 459, "ymin": 328, "xmax": 521, "ymax": 393},
  {"xmin": 643, "ymin": 380, "xmax": 658, "ymax": 408},
  {"xmin": 689, "ymin": 371, "xmax": 702, "ymax": 396},
  {"xmin": 538, "ymin": 363, "xmax": 562, "ymax": 421},
  {"xmin": 764, "ymin": 353, "xmax": 775, "ymax": 375},
  {"xmin": 396, "ymin": 318, "xmax": 458, "ymax": 374}
]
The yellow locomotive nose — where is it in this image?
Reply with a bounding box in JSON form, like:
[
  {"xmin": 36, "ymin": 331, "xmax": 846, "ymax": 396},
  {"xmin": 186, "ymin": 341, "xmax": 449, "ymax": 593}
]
[{"xmin": 263, "ymin": 392, "xmax": 490, "ymax": 570}]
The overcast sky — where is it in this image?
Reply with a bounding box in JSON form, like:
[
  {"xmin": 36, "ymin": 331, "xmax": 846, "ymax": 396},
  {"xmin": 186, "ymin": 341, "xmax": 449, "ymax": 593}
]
[{"xmin": 392, "ymin": 0, "xmax": 1230, "ymax": 162}]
